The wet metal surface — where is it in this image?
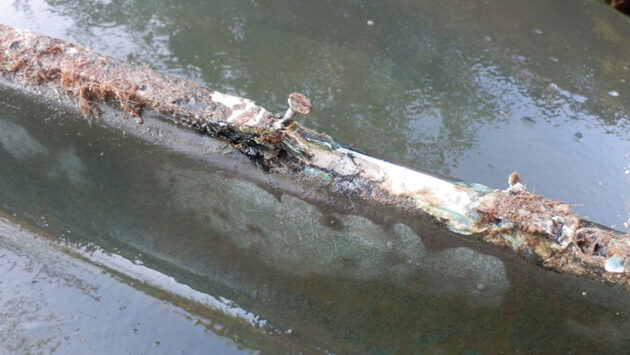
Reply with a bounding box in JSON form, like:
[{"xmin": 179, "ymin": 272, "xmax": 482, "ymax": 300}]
[
  {"xmin": 0, "ymin": 214, "xmax": 249, "ymax": 355},
  {"xmin": 0, "ymin": 0, "xmax": 627, "ymax": 230},
  {"xmin": 1, "ymin": 85, "xmax": 630, "ymax": 352},
  {"xmin": 1, "ymin": 0, "xmax": 630, "ymax": 352}
]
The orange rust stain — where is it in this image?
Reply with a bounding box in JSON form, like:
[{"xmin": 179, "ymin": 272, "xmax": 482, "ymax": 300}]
[{"xmin": 415, "ymin": 187, "xmax": 441, "ymax": 207}]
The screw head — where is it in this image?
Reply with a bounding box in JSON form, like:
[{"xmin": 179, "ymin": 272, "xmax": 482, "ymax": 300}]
[
  {"xmin": 287, "ymin": 93, "xmax": 311, "ymax": 115},
  {"xmin": 508, "ymin": 172, "xmax": 521, "ymax": 187}
]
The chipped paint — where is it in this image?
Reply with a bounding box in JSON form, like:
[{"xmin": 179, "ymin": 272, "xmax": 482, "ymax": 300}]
[
  {"xmin": 336, "ymin": 147, "xmax": 482, "ymax": 232},
  {"xmin": 210, "ymin": 91, "xmax": 268, "ymax": 126}
]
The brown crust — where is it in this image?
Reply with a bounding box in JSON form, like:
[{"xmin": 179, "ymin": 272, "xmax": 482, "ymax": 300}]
[{"xmin": 476, "ymin": 188, "xmax": 630, "ymax": 287}]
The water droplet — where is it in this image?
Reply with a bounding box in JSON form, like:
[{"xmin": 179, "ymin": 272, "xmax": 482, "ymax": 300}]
[
  {"xmin": 533, "ymin": 28, "xmax": 543, "ymax": 35},
  {"xmin": 366, "ymin": 19, "xmax": 374, "ymax": 26},
  {"xmin": 608, "ymin": 90, "xmax": 619, "ymax": 97}
]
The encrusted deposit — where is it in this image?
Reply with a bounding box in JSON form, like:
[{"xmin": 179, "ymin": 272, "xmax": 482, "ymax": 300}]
[{"xmin": 476, "ymin": 177, "xmax": 630, "ymax": 286}]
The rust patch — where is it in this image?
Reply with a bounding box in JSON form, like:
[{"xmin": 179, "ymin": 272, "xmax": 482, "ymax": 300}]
[
  {"xmin": 415, "ymin": 187, "xmax": 442, "ymax": 208},
  {"xmin": 477, "ymin": 186, "xmax": 630, "ymax": 288},
  {"xmin": 477, "ymin": 190, "xmax": 579, "ymax": 240},
  {"xmin": 0, "ymin": 24, "xmax": 295, "ymax": 158},
  {"xmin": 0, "ymin": 25, "xmax": 274, "ymax": 132},
  {"xmin": 231, "ymin": 108, "xmax": 259, "ymax": 125},
  {"xmin": 232, "ymin": 103, "xmax": 246, "ymax": 111}
]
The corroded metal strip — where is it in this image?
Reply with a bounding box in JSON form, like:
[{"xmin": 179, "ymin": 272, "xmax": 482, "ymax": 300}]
[
  {"xmin": 1, "ymin": 24, "xmax": 629, "ymax": 289},
  {"xmin": 0, "ymin": 24, "xmax": 281, "ymax": 149}
]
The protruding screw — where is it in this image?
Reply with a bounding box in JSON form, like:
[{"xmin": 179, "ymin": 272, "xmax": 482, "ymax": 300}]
[
  {"xmin": 274, "ymin": 93, "xmax": 311, "ymax": 129},
  {"xmin": 508, "ymin": 172, "xmax": 521, "ymax": 186},
  {"xmin": 507, "ymin": 171, "xmax": 525, "ymax": 194}
]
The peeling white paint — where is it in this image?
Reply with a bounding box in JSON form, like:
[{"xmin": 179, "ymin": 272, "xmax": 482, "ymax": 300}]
[
  {"xmin": 249, "ymin": 107, "xmax": 267, "ymax": 126},
  {"xmin": 210, "ymin": 91, "xmax": 269, "ymax": 125},
  {"xmin": 309, "ymin": 150, "xmax": 359, "ymax": 176},
  {"xmin": 336, "ymin": 147, "xmax": 479, "ymax": 232},
  {"xmin": 210, "ymin": 91, "xmax": 243, "ymax": 107}
]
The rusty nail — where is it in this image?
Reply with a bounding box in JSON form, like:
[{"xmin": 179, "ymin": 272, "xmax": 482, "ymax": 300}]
[{"xmin": 274, "ymin": 93, "xmax": 311, "ymax": 129}]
